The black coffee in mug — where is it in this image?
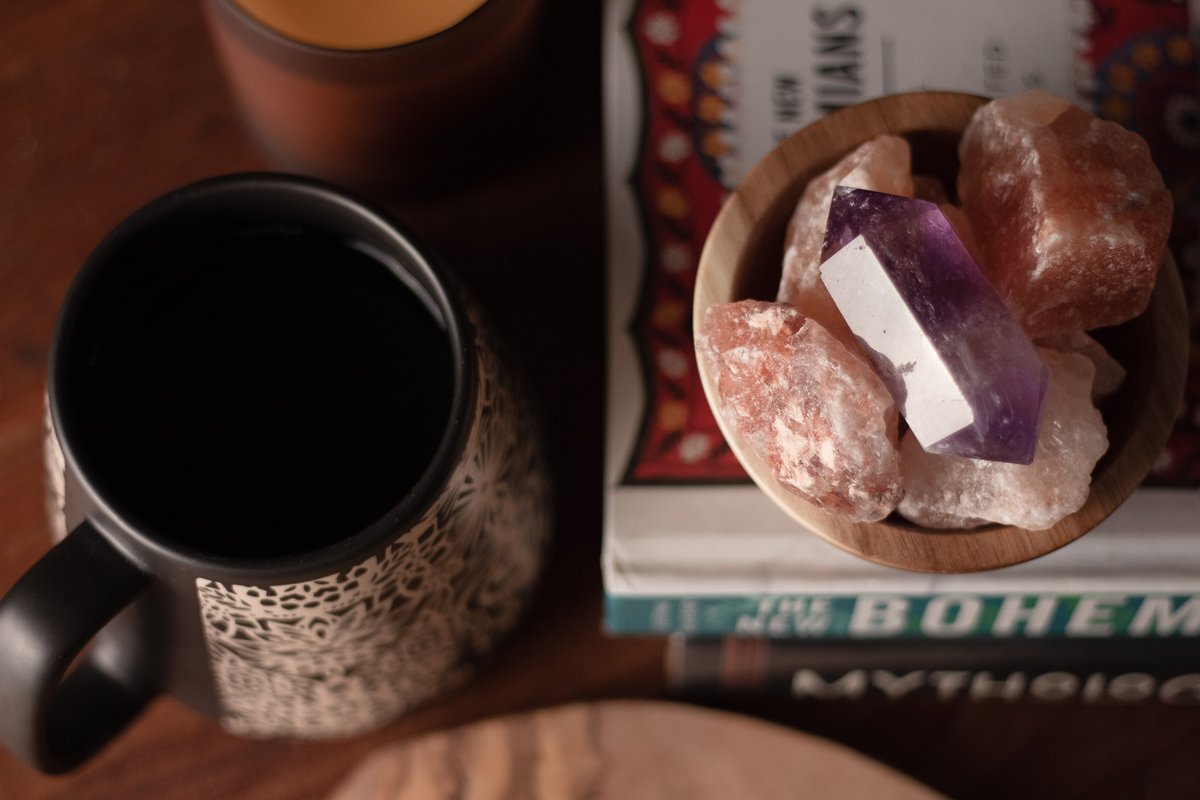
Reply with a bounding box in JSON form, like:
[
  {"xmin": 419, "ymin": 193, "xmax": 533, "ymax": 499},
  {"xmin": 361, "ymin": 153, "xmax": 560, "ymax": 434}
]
[
  {"xmin": 0, "ymin": 174, "xmax": 551, "ymax": 774},
  {"xmin": 67, "ymin": 226, "xmax": 454, "ymax": 557}
]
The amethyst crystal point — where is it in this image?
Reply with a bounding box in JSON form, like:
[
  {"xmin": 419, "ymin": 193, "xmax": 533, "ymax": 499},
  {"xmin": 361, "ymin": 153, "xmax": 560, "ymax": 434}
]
[{"xmin": 819, "ymin": 186, "xmax": 1049, "ymax": 465}]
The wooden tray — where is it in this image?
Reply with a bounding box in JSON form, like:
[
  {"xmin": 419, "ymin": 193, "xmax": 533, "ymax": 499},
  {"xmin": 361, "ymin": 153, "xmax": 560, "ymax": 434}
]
[{"xmin": 328, "ymin": 700, "xmax": 943, "ymax": 800}]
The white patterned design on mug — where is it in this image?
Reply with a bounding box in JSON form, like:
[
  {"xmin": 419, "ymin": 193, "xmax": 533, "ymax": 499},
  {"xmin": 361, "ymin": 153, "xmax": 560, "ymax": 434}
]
[
  {"xmin": 42, "ymin": 394, "xmax": 68, "ymax": 543},
  {"xmin": 194, "ymin": 329, "xmax": 551, "ymax": 738}
]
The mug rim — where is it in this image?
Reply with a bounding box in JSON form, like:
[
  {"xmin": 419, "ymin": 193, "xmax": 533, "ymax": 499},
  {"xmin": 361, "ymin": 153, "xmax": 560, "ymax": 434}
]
[{"xmin": 47, "ymin": 172, "xmax": 476, "ymax": 579}]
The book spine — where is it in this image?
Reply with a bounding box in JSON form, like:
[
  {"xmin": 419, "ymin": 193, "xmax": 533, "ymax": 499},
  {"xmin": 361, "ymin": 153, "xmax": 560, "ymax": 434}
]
[
  {"xmin": 606, "ymin": 592, "xmax": 1200, "ymax": 638},
  {"xmin": 666, "ymin": 636, "xmax": 1200, "ymax": 704}
]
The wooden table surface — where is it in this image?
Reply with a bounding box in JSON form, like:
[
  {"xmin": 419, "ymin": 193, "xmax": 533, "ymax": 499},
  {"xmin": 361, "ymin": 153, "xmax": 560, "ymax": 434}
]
[{"xmin": 0, "ymin": 2, "xmax": 1197, "ymax": 798}]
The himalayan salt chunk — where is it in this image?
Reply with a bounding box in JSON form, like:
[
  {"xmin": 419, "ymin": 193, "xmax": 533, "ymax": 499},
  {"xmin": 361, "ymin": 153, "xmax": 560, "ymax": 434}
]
[
  {"xmin": 698, "ymin": 300, "xmax": 902, "ymax": 521},
  {"xmin": 777, "ymin": 135, "xmax": 914, "ymax": 348},
  {"xmin": 821, "ymin": 187, "xmax": 1049, "ymax": 465},
  {"xmin": 958, "ymin": 91, "xmax": 1172, "ymax": 338},
  {"xmin": 912, "ymin": 174, "xmax": 949, "ymax": 204},
  {"xmin": 1037, "ymin": 331, "xmax": 1126, "ymax": 400},
  {"xmin": 897, "ymin": 349, "xmax": 1108, "ymax": 530}
]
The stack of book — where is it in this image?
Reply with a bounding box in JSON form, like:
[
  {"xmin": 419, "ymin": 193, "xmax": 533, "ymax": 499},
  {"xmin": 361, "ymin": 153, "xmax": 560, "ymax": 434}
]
[{"xmin": 602, "ymin": 0, "xmax": 1200, "ymax": 702}]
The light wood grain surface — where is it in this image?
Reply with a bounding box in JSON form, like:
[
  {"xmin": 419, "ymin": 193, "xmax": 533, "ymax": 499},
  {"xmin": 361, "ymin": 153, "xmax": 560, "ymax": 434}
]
[
  {"xmin": 694, "ymin": 92, "xmax": 1189, "ymax": 573},
  {"xmin": 328, "ymin": 700, "xmax": 943, "ymax": 800},
  {"xmin": 2, "ymin": 4, "xmax": 1200, "ymax": 800}
]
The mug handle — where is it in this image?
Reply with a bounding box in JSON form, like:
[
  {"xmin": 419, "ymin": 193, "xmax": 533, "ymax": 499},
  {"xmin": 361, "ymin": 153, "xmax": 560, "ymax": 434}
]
[{"xmin": 0, "ymin": 520, "xmax": 153, "ymax": 773}]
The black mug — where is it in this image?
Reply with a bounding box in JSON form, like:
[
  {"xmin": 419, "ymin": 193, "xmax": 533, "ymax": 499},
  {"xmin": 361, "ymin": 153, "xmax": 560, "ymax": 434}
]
[{"xmin": 0, "ymin": 174, "xmax": 551, "ymax": 773}]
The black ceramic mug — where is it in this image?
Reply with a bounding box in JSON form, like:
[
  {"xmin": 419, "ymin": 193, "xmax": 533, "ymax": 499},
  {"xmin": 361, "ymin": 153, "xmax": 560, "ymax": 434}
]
[{"xmin": 0, "ymin": 174, "xmax": 551, "ymax": 773}]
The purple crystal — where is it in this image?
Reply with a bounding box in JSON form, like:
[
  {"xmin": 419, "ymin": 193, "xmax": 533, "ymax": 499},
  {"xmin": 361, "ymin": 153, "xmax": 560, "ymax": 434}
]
[{"xmin": 819, "ymin": 186, "xmax": 1048, "ymax": 465}]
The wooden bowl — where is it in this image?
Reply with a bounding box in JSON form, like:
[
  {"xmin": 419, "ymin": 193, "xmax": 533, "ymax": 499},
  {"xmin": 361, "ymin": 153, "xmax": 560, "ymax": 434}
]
[{"xmin": 693, "ymin": 91, "xmax": 1189, "ymax": 573}]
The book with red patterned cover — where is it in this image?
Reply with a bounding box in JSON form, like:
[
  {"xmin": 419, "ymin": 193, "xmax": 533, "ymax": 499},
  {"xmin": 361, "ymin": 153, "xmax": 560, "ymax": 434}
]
[{"xmin": 602, "ymin": 0, "xmax": 1200, "ymax": 637}]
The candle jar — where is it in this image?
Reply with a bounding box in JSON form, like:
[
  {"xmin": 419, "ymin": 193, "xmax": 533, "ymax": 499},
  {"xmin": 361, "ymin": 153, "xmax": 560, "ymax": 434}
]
[{"xmin": 203, "ymin": 0, "xmax": 542, "ymax": 191}]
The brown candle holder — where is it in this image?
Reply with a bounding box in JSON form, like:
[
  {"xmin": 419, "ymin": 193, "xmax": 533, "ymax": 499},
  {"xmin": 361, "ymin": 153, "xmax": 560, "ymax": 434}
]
[{"xmin": 203, "ymin": 0, "xmax": 541, "ymax": 191}]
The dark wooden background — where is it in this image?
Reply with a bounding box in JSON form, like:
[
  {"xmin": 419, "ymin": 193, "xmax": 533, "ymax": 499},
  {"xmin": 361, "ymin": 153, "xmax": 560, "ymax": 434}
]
[{"xmin": 0, "ymin": 2, "xmax": 1197, "ymax": 798}]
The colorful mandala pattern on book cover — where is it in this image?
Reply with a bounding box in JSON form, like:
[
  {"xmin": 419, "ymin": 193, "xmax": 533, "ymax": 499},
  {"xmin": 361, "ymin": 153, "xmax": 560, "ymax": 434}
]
[{"xmin": 621, "ymin": 0, "xmax": 1199, "ymax": 486}]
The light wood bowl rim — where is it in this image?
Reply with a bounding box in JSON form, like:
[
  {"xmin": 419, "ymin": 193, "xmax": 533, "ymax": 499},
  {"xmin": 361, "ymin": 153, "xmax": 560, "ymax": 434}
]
[{"xmin": 693, "ymin": 91, "xmax": 1189, "ymax": 574}]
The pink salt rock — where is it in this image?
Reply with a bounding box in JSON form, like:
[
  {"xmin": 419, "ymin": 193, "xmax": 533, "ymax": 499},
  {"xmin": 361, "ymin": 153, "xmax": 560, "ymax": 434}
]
[
  {"xmin": 698, "ymin": 300, "xmax": 902, "ymax": 522},
  {"xmin": 958, "ymin": 91, "xmax": 1172, "ymax": 338},
  {"xmin": 1037, "ymin": 331, "xmax": 1127, "ymax": 400},
  {"xmin": 776, "ymin": 135, "xmax": 914, "ymax": 348},
  {"xmin": 912, "ymin": 174, "xmax": 949, "ymax": 204},
  {"xmin": 897, "ymin": 349, "xmax": 1108, "ymax": 530}
]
